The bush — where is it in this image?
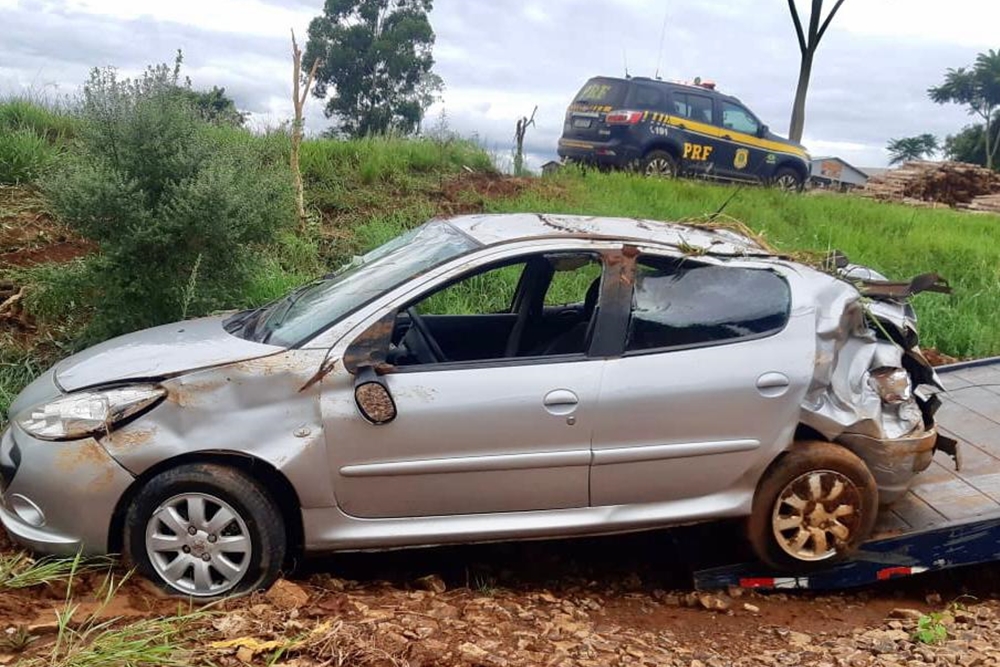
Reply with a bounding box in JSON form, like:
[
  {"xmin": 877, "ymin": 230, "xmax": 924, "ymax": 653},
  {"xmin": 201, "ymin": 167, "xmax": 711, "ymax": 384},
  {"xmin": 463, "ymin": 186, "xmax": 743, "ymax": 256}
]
[
  {"xmin": 45, "ymin": 61, "xmax": 295, "ymax": 339},
  {"xmin": 0, "ymin": 97, "xmax": 77, "ymax": 142}
]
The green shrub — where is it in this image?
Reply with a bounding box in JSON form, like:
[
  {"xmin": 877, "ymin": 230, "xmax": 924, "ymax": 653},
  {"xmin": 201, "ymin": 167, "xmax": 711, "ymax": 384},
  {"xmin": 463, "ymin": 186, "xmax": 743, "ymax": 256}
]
[
  {"xmin": 0, "ymin": 127, "xmax": 58, "ymax": 184},
  {"xmin": 45, "ymin": 61, "xmax": 295, "ymax": 339}
]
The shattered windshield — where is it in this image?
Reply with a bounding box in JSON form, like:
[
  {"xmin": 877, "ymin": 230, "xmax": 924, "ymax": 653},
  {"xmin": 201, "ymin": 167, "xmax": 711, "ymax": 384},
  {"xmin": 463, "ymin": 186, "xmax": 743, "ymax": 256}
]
[{"xmin": 230, "ymin": 221, "xmax": 479, "ymax": 347}]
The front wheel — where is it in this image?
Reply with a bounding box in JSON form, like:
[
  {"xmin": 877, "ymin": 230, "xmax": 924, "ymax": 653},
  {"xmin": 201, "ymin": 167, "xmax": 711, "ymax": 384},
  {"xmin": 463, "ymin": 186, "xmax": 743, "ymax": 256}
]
[
  {"xmin": 123, "ymin": 463, "xmax": 285, "ymax": 598},
  {"xmin": 748, "ymin": 442, "xmax": 877, "ymax": 571},
  {"xmin": 641, "ymin": 150, "xmax": 678, "ymax": 178},
  {"xmin": 771, "ymin": 166, "xmax": 805, "ymax": 192}
]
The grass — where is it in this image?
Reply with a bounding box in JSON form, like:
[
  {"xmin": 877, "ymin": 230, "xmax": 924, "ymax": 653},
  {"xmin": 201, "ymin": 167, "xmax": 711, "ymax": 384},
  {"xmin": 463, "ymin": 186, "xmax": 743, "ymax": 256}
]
[
  {"xmin": 493, "ymin": 170, "xmax": 1000, "ymax": 359},
  {"xmin": 0, "ymin": 551, "xmax": 107, "ymax": 590},
  {"xmin": 0, "ymin": 97, "xmax": 76, "ymax": 185}
]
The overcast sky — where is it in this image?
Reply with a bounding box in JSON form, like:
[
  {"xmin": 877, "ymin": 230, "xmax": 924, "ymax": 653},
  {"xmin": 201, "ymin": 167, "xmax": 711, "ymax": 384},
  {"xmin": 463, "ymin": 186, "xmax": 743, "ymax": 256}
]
[{"xmin": 0, "ymin": 0, "xmax": 994, "ymax": 169}]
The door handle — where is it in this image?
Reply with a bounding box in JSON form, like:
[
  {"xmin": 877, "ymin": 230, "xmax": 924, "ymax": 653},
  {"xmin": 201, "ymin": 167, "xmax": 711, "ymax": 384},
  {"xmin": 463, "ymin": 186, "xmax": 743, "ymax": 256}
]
[
  {"xmin": 543, "ymin": 389, "xmax": 579, "ymax": 416},
  {"xmin": 756, "ymin": 372, "xmax": 790, "ymax": 398}
]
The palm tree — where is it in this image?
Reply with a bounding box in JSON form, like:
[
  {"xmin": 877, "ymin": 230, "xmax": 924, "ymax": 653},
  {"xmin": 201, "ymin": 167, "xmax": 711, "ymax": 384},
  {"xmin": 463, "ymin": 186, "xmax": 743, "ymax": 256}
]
[
  {"xmin": 929, "ymin": 49, "xmax": 1000, "ymax": 169},
  {"xmin": 886, "ymin": 134, "xmax": 939, "ymax": 166}
]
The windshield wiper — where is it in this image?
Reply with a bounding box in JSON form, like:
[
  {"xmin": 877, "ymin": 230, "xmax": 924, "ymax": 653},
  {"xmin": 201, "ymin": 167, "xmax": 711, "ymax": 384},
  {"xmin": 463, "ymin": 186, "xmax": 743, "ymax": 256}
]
[{"xmin": 257, "ymin": 281, "xmax": 323, "ymax": 344}]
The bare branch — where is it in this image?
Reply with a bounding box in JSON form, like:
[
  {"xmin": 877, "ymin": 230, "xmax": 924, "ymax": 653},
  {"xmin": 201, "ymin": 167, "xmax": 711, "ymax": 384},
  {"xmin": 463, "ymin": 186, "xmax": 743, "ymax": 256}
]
[
  {"xmin": 787, "ymin": 0, "xmax": 808, "ymax": 53},
  {"xmin": 816, "ymin": 0, "xmax": 848, "ymax": 42}
]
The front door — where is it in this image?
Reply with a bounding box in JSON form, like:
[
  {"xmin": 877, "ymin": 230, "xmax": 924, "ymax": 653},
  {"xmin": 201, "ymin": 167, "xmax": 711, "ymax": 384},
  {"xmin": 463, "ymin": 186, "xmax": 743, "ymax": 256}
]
[
  {"xmin": 714, "ymin": 100, "xmax": 767, "ymax": 181},
  {"xmin": 321, "ymin": 250, "xmax": 610, "ymax": 518},
  {"xmin": 590, "ymin": 253, "xmax": 815, "ymax": 509}
]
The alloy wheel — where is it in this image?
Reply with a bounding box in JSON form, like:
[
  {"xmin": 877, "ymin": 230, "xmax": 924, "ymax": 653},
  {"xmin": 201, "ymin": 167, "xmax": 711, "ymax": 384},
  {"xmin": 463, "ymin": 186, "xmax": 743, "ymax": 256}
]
[
  {"xmin": 771, "ymin": 470, "xmax": 863, "ymax": 562},
  {"xmin": 145, "ymin": 493, "xmax": 252, "ymax": 597},
  {"xmin": 644, "ymin": 158, "xmax": 675, "ymax": 178}
]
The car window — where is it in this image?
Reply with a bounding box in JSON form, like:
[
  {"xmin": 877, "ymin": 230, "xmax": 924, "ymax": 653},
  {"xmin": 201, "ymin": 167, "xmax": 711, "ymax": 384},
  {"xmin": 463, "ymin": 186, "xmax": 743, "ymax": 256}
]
[
  {"xmin": 545, "ymin": 256, "xmax": 602, "ymax": 306},
  {"xmin": 627, "ymin": 85, "xmax": 665, "ymax": 111},
  {"xmin": 626, "ymin": 256, "xmax": 790, "ymax": 353},
  {"xmin": 722, "ymin": 101, "xmax": 760, "ymax": 135},
  {"xmin": 392, "ymin": 252, "xmax": 605, "ymax": 367},
  {"xmin": 573, "ymin": 78, "xmax": 628, "ymax": 107},
  {"xmin": 673, "ymin": 93, "xmax": 714, "ymax": 124},
  {"xmin": 415, "ymin": 263, "xmax": 524, "ymax": 315}
]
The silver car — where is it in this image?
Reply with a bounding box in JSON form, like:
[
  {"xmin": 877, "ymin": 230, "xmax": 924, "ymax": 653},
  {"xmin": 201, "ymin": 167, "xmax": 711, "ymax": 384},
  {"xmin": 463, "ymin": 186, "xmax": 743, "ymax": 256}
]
[{"xmin": 0, "ymin": 214, "xmax": 952, "ymax": 597}]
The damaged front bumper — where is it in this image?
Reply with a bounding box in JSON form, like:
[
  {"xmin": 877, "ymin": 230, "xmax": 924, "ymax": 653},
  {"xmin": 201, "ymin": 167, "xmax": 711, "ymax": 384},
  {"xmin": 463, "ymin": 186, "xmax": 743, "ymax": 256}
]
[{"xmin": 0, "ymin": 424, "xmax": 135, "ymax": 556}]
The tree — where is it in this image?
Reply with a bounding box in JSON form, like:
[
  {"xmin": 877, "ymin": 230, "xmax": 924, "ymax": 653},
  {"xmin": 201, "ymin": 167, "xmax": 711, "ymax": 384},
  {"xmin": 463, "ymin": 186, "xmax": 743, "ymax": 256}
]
[
  {"xmin": 513, "ymin": 106, "xmax": 536, "ymax": 176},
  {"xmin": 786, "ymin": 0, "xmax": 847, "ymax": 143},
  {"xmin": 291, "ymin": 29, "xmax": 321, "ymax": 228},
  {"xmin": 303, "ymin": 0, "xmax": 441, "ymax": 138},
  {"xmin": 886, "ymin": 134, "xmax": 939, "ymax": 165},
  {"xmin": 943, "ymin": 121, "xmax": 1000, "ymax": 168},
  {"xmin": 929, "ymin": 50, "xmax": 1000, "ymax": 169},
  {"xmin": 180, "ymin": 86, "xmax": 248, "ymax": 126}
]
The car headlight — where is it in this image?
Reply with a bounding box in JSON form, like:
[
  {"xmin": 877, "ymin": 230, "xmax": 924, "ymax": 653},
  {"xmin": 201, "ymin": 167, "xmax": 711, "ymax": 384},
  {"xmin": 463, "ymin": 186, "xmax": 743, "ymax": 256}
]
[{"xmin": 15, "ymin": 385, "xmax": 166, "ymax": 441}]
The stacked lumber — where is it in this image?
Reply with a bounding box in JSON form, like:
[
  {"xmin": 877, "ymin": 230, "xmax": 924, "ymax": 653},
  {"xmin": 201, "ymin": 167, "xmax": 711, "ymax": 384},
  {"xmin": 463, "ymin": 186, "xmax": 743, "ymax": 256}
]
[
  {"xmin": 964, "ymin": 194, "xmax": 1000, "ymax": 214},
  {"xmin": 861, "ymin": 161, "xmax": 1000, "ymax": 207}
]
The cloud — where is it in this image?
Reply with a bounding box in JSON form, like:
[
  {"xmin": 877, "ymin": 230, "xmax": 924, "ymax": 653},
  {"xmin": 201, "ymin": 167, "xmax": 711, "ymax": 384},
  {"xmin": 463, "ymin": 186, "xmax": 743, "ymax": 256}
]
[{"xmin": 0, "ymin": 0, "xmax": 993, "ymax": 169}]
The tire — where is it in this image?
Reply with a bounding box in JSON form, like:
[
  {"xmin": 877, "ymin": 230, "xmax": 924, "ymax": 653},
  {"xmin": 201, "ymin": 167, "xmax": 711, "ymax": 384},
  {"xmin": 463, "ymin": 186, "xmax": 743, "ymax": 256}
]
[
  {"xmin": 748, "ymin": 441, "xmax": 878, "ymax": 571},
  {"xmin": 771, "ymin": 166, "xmax": 804, "ymax": 192},
  {"xmin": 123, "ymin": 463, "xmax": 285, "ymax": 598},
  {"xmin": 641, "ymin": 150, "xmax": 678, "ymax": 178}
]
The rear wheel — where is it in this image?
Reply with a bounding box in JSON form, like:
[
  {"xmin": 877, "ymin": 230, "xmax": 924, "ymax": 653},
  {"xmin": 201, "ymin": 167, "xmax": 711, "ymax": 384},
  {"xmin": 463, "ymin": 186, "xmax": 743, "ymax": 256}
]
[
  {"xmin": 748, "ymin": 442, "xmax": 877, "ymax": 570},
  {"xmin": 771, "ymin": 166, "xmax": 804, "ymax": 192},
  {"xmin": 641, "ymin": 150, "xmax": 678, "ymax": 178},
  {"xmin": 123, "ymin": 463, "xmax": 285, "ymax": 598}
]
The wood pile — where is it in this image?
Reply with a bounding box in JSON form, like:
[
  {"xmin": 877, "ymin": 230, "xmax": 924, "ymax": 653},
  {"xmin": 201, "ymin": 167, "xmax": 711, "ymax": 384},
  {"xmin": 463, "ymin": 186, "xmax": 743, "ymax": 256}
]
[
  {"xmin": 964, "ymin": 194, "xmax": 1000, "ymax": 214},
  {"xmin": 861, "ymin": 161, "xmax": 1000, "ymax": 207}
]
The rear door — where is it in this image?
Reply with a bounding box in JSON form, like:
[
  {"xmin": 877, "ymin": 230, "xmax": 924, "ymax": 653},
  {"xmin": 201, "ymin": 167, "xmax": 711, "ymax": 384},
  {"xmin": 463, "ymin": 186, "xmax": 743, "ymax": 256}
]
[
  {"xmin": 589, "ymin": 253, "xmax": 815, "ymax": 510},
  {"xmin": 562, "ymin": 77, "xmax": 628, "ymax": 144},
  {"xmin": 670, "ymin": 91, "xmax": 724, "ymax": 176}
]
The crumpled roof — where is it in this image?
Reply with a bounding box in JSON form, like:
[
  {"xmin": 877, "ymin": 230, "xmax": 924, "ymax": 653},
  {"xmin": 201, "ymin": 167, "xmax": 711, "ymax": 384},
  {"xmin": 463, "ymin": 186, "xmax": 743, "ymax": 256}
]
[{"xmin": 448, "ymin": 213, "xmax": 767, "ymax": 256}]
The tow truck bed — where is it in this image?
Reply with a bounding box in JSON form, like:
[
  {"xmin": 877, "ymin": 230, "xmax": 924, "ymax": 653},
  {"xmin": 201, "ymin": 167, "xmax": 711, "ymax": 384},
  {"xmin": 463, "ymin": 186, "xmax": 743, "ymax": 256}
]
[{"xmin": 695, "ymin": 359, "xmax": 1000, "ymax": 591}]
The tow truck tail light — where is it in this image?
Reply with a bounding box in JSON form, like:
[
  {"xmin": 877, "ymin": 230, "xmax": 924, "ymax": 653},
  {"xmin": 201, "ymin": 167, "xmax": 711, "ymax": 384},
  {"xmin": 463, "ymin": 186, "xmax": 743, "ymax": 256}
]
[{"xmin": 605, "ymin": 110, "xmax": 644, "ymax": 125}]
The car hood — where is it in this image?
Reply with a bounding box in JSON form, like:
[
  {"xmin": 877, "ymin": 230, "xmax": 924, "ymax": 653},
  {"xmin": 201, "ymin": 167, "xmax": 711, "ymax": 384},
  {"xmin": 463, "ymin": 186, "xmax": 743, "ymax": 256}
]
[{"xmin": 55, "ymin": 315, "xmax": 283, "ymax": 392}]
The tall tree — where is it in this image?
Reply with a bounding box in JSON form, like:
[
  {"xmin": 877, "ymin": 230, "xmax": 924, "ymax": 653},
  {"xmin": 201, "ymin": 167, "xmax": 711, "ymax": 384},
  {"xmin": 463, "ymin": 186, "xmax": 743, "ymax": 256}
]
[
  {"xmin": 886, "ymin": 134, "xmax": 939, "ymax": 165},
  {"xmin": 304, "ymin": 0, "xmax": 440, "ymax": 138},
  {"xmin": 786, "ymin": 0, "xmax": 847, "ymax": 143},
  {"xmin": 944, "ymin": 121, "xmax": 1000, "ymax": 168},
  {"xmin": 291, "ymin": 29, "xmax": 320, "ymax": 228},
  {"xmin": 929, "ymin": 50, "xmax": 1000, "ymax": 170}
]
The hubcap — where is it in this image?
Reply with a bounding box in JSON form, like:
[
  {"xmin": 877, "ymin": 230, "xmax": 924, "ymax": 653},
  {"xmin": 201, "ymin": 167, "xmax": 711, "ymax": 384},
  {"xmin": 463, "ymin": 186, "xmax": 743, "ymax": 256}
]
[
  {"xmin": 145, "ymin": 493, "xmax": 252, "ymax": 597},
  {"xmin": 771, "ymin": 470, "xmax": 863, "ymax": 562},
  {"xmin": 775, "ymin": 174, "xmax": 800, "ymax": 191},
  {"xmin": 644, "ymin": 158, "xmax": 675, "ymax": 178}
]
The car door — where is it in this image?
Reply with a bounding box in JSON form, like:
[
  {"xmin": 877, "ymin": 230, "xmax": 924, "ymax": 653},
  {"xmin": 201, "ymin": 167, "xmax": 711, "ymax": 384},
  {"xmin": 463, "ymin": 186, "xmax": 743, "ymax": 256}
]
[
  {"xmin": 670, "ymin": 91, "xmax": 725, "ymax": 177},
  {"xmin": 320, "ymin": 248, "xmax": 614, "ymax": 519},
  {"xmin": 715, "ymin": 100, "xmax": 768, "ymax": 181},
  {"xmin": 589, "ymin": 252, "xmax": 815, "ymax": 509}
]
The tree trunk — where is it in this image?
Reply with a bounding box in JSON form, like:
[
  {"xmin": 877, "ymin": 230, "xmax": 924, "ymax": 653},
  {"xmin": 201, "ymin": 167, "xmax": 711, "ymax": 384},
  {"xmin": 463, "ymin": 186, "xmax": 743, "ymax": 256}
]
[
  {"xmin": 291, "ymin": 30, "xmax": 320, "ymax": 231},
  {"xmin": 788, "ymin": 51, "xmax": 814, "ymax": 143}
]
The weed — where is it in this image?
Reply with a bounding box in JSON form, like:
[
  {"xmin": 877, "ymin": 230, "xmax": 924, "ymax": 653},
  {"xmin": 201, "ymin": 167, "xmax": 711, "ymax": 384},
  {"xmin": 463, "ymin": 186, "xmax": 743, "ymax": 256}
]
[
  {"xmin": 913, "ymin": 611, "xmax": 948, "ymax": 644},
  {"xmin": 0, "ymin": 551, "xmax": 109, "ymax": 590},
  {"xmin": 0, "ymin": 128, "xmax": 59, "ymax": 184}
]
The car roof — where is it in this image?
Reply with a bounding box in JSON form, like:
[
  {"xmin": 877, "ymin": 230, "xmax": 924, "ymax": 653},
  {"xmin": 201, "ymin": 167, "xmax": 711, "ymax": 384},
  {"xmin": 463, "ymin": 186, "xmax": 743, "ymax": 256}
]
[
  {"xmin": 444, "ymin": 213, "xmax": 767, "ymax": 256},
  {"xmin": 587, "ymin": 75, "xmax": 749, "ymax": 112}
]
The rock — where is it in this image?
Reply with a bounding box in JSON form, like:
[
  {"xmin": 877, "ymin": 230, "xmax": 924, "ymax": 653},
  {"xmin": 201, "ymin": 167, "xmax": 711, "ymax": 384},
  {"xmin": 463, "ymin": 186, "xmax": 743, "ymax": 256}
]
[
  {"xmin": 743, "ymin": 603, "xmax": 761, "ymax": 614},
  {"xmin": 890, "ymin": 609, "xmax": 925, "ymax": 621},
  {"xmin": 787, "ymin": 631, "xmax": 812, "ymax": 647},
  {"xmin": 265, "ymin": 579, "xmax": 310, "ymax": 610},
  {"xmin": 697, "ymin": 594, "xmax": 732, "ymax": 612},
  {"xmin": 926, "ymin": 593, "xmax": 943, "ymax": 606},
  {"xmin": 414, "ymin": 574, "xmax": 447, "ymax": 594}
]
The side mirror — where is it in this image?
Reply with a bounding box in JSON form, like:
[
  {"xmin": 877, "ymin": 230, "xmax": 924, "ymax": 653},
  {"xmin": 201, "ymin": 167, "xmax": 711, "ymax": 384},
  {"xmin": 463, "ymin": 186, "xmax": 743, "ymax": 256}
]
[
  {"xmin": 354, "ymin": 367, "xmax": 397, "ymax": 425},
  {"xmin": 344, "ymin": 312, "xmax": 395, "ymax": 375},
  {"xmin": 757, "ymin": 124, "xmax": 769, "ymax": 138}
]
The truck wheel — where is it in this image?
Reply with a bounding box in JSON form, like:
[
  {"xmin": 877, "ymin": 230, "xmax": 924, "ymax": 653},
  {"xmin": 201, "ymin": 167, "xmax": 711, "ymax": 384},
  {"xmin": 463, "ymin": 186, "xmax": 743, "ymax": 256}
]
[
  {"xmin": 748, "ymin": 442, "xmax": 877, "ymax": 571},
  {"xmin": 123, "ymin": 463, "xmax": 285, "ymax": 598},
  {"xmin": 771, "ymin": 167, "xmax": 804, "ymax": 192},
  {"xmin": 641, "ymin": 150, "xmax": 678, "ymax": 178}
]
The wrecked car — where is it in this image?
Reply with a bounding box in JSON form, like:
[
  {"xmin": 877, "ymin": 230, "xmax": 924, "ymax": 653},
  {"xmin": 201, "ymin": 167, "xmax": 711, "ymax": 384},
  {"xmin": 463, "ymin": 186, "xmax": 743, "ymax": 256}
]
[{"xmin": 0, "ymin": 213, "xmax": 952, "ymax": 597}]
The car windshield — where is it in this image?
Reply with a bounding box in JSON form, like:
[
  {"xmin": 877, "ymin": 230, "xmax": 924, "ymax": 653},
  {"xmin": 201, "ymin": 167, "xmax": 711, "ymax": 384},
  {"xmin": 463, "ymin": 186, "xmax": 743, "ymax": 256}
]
[{"xmin": 229, "ymin": 221, "xmax": 479, "ymax": 347}]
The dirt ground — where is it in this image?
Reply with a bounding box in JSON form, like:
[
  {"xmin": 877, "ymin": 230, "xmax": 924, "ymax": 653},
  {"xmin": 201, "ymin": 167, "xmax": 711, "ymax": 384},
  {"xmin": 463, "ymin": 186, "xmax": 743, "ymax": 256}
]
[{"xmin": 4, "ymin": 524, "xmax": 1000, "ymax": 666}]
